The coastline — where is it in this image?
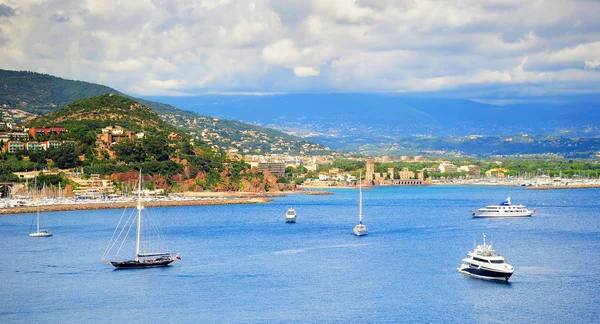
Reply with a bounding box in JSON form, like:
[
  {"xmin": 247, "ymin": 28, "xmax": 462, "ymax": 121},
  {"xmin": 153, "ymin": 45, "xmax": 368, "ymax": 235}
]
[
  {"xmin": 0, "ymin": 189, "xmax": 333, "ymax": 216},
  {"xmin": 526, "ymin": 184, "xmax": 600, "ymax": 190},
  {"xmin": 0, "ymin": 196, "xmax": 273, "ymax": 216}
]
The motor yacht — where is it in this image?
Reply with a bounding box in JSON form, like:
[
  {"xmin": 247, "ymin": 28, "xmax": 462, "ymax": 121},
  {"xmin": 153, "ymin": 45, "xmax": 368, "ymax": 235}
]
[
  {"xmin": 285, "ymin": 208, "xmax": 297, "ymax": 223},
  {"xmin": 472, "ymin": 197, "xmax": 533, "ymax": 217},
  {"xmin": 457, "ymin": 234, "xmax": 514, "ymax": 281}
]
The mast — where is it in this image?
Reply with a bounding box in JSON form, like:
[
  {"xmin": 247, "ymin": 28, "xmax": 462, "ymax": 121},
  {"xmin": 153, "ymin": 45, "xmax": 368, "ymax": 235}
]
[
  {"xmin": 135, "ymin": 170, "xmax": 142, "ymax": 261},
  {"xmin": 359, "ymin": 172, "xmax": 363, "ymax": 224},
  {"xmin": 36, "ymin": 207, "xmax": 40, "ymax": 233}
]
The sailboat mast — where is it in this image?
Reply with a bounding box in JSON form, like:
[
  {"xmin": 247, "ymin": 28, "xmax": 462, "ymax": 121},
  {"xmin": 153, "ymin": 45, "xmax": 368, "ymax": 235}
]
[
  {"xmin": 135, "ymin": 170, "xmax": 142, "ymax": 261},
  {"xmin": 359, "ymin": 172, "xmax": 363, "ymax": 224},
  {"xmin": 37, "ymin": 208, "xmax": 40, "ymax": 232}
]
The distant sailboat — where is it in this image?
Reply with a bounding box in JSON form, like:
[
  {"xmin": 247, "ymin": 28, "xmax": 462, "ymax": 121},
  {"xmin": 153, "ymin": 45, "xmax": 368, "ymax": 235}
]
[
  {"xmin": 102, "ymin": 170, "xmax": 179, "ymax": 269},
  {"xmin": 29, "ymin": 207, "xmax": 53, "ymax": 237},
  {"xmin": 353, "ymin": 172, "xmax": 368, "ymax": 236}
]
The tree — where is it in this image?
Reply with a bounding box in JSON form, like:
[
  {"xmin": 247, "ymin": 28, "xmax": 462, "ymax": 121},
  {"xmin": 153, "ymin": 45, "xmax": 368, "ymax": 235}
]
[
  {"xmin": 144, "ymin": 135, "xmax": 171, "ymax": 161},
  {"xmin": 48, "ymin": 144, "xmax": 80, "ymax": 169},
  {"xmin": 112, "ymin": 139, "xmax": 145, "ymax": 163}
]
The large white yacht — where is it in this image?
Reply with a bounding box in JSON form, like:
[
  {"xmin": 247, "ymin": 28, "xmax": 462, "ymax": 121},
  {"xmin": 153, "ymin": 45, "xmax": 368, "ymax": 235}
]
[
  {"xmin": 285, "ymin": 208, "xmax": 297, "ymax": 223},
  {"xmin": 472, "ymin": 197, "xmax": 533, "ymax": 217},
  {"xmin": 457, "ymin": 234, "xmax": 514, "ymax": 281}
]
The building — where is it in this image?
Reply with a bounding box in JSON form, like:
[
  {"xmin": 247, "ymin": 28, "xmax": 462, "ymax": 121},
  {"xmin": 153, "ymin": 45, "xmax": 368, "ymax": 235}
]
[
  {"xmin": 366, "ymin": 159, "xmax": 375, "ymax": 181},
  {"xmin": 258, "ymin": 161, "xmax": 286, "ymax": 177},
  {"xmin": 387, "ymin": 167, "xmax": 395, "ymax": 179},
  {"xmin": 41, "ymin": 140, "xmax": 61, "ymax": 150},
  {"xmin": 458, "ymin": 165, "xmax": 481, "ymax": 176},
  {"xmin": 438, "ymin": 163, "xmax": 458, "ymax": 173},
  {"xmin": 398, "ymin": 167, "xmax": 415, "ymax": 180},
  {"xmin": 5, "ymin": 141, "xmax": 25, "ymax": 153},
  {"xmin": 96, "ymin": 126, "xmax": 135, "ymax": 148},
  {"xmin": 28, "ymin": 127, "xmax": 67, "ymax": 138},
  {"xmin": 25, "ymin": 142, "xmax": 44, "ymax": 151},
  {"xmin": 318, "ymin": 173, "xmax": 332, "ymax": 181},
  {"xmin": 485, "ymin": 168, "xmax": 509, "ymax": 178}
]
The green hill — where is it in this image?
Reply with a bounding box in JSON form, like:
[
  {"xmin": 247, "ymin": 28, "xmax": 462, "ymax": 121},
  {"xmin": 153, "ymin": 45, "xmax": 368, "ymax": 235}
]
[
  {"xmin": 0, "ymin": 69, "xmax": 332, "ymax": 155},
  {"xmin": 26, "ymin": 93, "xmax": 183, "ymax": 136}
]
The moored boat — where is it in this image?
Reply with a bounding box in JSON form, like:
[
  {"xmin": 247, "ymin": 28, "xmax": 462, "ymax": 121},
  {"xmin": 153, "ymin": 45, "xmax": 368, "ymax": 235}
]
[{"xmin": 472, "ymin": 197, "xmax": 533, "ymax": 217}]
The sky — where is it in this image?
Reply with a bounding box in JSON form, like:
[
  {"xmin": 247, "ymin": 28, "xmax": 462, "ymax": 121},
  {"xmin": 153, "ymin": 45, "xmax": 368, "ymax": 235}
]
[{"xmin": 0, "ymin": 0, "xmax": 599, "ymax": 99}]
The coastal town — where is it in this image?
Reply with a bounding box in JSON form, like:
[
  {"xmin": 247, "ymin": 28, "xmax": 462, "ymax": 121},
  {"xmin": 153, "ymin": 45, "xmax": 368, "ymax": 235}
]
[{"xmin": 2, "ymin": 117, "xmax": 599, "ymax": 215}]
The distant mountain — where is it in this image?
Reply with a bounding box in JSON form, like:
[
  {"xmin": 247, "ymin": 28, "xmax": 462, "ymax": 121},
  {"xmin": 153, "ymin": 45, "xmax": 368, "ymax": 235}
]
[
  {"xmin": 150, "ymin": 93, "xmax": 600, "ymax": 156},
  {"xmin": 0, "ymin": 69, "xmax": 331, "ymax": 155}
]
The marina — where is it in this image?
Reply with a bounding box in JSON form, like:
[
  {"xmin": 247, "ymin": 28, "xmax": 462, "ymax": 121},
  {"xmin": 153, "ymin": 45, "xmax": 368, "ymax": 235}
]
[{"xmin": 1, "ymin": 185, "xmax": 599, "ymax": 322}]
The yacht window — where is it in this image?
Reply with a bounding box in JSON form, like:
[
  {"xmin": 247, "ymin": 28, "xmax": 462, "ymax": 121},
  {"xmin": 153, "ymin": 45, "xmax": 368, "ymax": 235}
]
[
  {"xmin": 490, "ymin": 260, "xmax": 504, "ymax": 264},
  {"xmin": 473, "ymin": 257, "xmax": 488, "ymax": 263}
]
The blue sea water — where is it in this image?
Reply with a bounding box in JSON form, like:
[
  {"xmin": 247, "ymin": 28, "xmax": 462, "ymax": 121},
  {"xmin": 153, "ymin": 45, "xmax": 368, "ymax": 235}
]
[{"xmin": 1, "ymin": 186, "xmax": 599, "ymax": 323}]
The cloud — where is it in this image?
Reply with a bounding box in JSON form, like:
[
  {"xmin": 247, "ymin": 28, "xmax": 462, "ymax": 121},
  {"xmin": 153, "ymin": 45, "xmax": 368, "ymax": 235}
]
[
  {"xmin": 293, "ymin": 66, "xmax": 320, "ymax": 77},
  {"xmin": 585, "ymin": 59, "xmax": 600, "ymax": 70},
  {"xmin": 0, "ymin": 3, "xmax": 15, "ymax": 17},
  {"xmin": 0, "ymin": 0, "xmax": 598, "ymax": 97}
]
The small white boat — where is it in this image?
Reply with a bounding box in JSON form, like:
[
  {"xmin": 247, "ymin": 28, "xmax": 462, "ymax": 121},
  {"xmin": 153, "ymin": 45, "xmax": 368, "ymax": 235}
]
[
  {"xmin": 457, "ymin": 234, "xmax": 514, "ymax": 281},
  {"xmin": 353, "ymin": 172, "xmax": 368, "ymax": 236},
  {"xmin": 29, "ymin": 208, "xmax": 53, "ymax": 237},
  {"xmin": 472, "ymin": 197, "xmax": 534, "ymax": 217},
  {"xmin": 285, "ymin": 208, "xmax": 297, "ymax": 223}
]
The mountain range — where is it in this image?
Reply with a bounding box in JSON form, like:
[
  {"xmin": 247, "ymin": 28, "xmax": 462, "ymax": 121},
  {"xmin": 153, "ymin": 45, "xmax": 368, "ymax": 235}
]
[
  {"xmin": 150, "ymin": 93, "xmax": 600, "ymax": 157},
  {"xmin": 0, "ymin": 69, "xmax": 330, "ymax": 155},
  {"xmin": 3, "ymin": 68, "xmax": 600, "ymax": 157}
]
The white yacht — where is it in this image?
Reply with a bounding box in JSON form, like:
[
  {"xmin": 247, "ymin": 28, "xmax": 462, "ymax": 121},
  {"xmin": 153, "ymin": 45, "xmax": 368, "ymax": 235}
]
[
  {"xmin": 353, "ymin": 173, "xmax": 368, "ymax": 236},
  {"xmin": 29, "ymin": 208, "xmax": 53, "ymax": 237},
  {"xmin": 457, "ymin": 234, "xmax": 514, "ymax": 281},
  {"xmin": 285, "ymin": 208, "xmax": 297, "ymax": 223},
  {"xmin": 472, "ymin": 197, "xmax": 533, "ymax": 217}
]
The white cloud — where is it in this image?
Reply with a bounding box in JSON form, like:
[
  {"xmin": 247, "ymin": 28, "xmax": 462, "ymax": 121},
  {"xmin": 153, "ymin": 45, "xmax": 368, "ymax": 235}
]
[
  {"xmin": 0, "ymin": 0, "xmax": 598, "ymax": 97},
  {"xmin": 585, "ymin": 59, "xmax": 600, "ymax": 70},
  {"xmin": 293, "ymin": 66, "xmax": 320, "ymax": 77}
]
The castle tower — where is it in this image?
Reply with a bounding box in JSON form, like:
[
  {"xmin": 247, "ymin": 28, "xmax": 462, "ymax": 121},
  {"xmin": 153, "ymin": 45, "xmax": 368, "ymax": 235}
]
[{"xmin": 366, "ymin": 159, "xmax": 375, "ymax": 181}]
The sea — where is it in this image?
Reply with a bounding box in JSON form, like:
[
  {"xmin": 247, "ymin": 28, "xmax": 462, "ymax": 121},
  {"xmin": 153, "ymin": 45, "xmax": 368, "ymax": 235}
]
[{"xmin": 1, "ymin": 185, "xmax": 599, "ymax": 323}]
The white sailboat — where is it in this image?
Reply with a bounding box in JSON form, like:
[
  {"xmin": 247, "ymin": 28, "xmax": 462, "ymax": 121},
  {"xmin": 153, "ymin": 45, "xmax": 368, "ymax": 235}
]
[
  {"xmin": 29, "ymin": 208, "xmax": 53, "ymax": 237},
  {"xmin": 102, "ymin": 170, "xmax": 179, "ymax": 269},
  {"xmin": 353, "ymin": 172, "xmax": 368, "ymax": 236}
]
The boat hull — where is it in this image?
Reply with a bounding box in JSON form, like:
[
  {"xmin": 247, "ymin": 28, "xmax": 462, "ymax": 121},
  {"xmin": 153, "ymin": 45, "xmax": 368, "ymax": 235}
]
[
  {"xmin": 472, "ymin": 211, "xmax": 532, "ymax": 217},
  {"xmin": 457, "ymin": 265, "xmax": 513, "ymax": 281},
  {"xmin": 111, "ymin": 258, "xmax": 175, "ymax": 269},
  {"xmin": 353, "ymin": 225, "xmax": 368, "ymax": 236},
  {"xmin": 29, "ymin": 231, "xmax": 53, "ymax": 237},
  {"xmin": 285, "ymin": 217, "xmax": 296, "ymax": 223}
]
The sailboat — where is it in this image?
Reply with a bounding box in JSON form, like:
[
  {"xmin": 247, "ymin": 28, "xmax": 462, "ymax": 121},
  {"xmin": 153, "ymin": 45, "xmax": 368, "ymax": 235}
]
[
  {"xmin": 102, "ymin": 170, "xmax": 179, "ymax": 269},
  {"xmin": 353, "ymin": 172, "xmax": 368, "ymax": 236},
  {"xmin": 29, "ymin": 207, "xmax": 53, "ymax": 237}
]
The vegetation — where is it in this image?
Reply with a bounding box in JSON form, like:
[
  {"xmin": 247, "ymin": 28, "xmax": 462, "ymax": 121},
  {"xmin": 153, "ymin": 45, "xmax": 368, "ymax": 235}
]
[
  {"xmin": 3, "ymin": 94, "xmax": 295, "ymax": 194},
  {"xmin": 1, "ymin": 68, "xmax": 332, "ymax": 155}
]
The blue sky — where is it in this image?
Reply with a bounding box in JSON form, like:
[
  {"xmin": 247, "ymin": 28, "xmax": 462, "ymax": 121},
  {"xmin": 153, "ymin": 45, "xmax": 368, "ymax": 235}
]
[{"xmin": 0, "ymin": 0, "xmax": 599, "ymax": 99}]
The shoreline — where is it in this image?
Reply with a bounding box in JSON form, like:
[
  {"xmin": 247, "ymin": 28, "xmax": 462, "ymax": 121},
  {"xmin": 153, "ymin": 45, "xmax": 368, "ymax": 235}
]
[
  {"xmin": 526, "ymin": 184, "xmax": 600, "ymax": 190},
  {"xmin": 0, "ymin": 189, "xmax": 331, "ymax": 216},
  {"xmin": 0, "ymin": 197, "xmax": 273, "ymax": 216}
]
